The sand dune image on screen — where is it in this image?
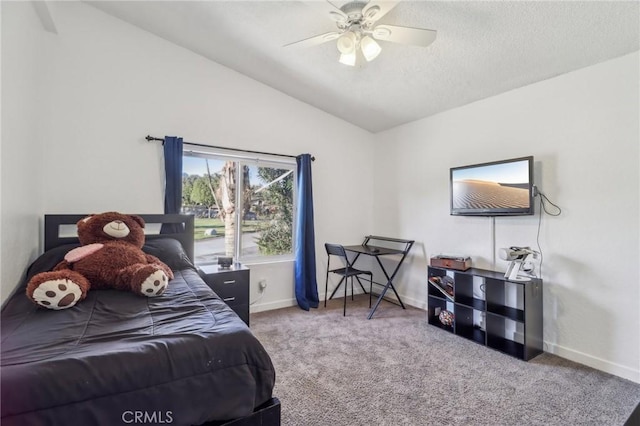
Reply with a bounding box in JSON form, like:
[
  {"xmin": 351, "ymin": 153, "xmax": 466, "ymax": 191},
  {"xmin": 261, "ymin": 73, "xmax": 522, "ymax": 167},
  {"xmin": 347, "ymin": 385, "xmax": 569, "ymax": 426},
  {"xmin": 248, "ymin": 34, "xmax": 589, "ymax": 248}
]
[{"xmin": 452, "ymin": 180, "xmax": 529, "ymax": 209}]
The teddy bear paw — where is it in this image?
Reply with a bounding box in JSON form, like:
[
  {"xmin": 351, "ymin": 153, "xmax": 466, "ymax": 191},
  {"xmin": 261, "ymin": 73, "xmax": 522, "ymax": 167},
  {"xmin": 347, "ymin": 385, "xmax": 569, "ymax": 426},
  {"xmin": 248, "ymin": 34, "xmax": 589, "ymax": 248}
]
[
  {"xmin": 31, "ymin": 279, "xmax": 82, "ymax": 310},
  {"xmin": 139, "ymin": 270, "xmax": 168, "ymax": 297}
]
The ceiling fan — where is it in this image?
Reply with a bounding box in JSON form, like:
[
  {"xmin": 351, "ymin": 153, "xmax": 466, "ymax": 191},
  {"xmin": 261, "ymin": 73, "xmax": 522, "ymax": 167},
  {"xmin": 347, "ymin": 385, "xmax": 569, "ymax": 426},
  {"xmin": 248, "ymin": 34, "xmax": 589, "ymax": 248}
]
[{"xmin": 284, "ymin": 1, "xmax": 437, "ymax": 66}]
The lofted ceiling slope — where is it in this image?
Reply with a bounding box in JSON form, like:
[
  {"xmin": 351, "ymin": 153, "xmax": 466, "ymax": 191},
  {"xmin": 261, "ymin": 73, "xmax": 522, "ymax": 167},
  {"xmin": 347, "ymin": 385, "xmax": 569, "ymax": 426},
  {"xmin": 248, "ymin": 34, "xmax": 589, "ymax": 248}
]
[{"xmin": 86, "ymin": 1, "xmax": 640, "ymax": 133}]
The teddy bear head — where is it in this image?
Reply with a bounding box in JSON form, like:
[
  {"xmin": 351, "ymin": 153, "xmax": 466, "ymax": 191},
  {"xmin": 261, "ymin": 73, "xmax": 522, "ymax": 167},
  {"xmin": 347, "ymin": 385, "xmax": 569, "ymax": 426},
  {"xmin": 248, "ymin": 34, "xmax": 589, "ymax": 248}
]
[{"xmin": 77, "ymin": 212, "xmax": 146, "ymax": 248}]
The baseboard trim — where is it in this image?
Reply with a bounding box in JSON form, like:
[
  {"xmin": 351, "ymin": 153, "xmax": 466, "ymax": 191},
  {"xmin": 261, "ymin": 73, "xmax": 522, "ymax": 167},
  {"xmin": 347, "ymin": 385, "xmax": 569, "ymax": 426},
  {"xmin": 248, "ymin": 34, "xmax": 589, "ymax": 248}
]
[
  {"xmin": 250, "ymin": 298, "xmax": 296, "ymax": 313},
  {"xmin": 401, "ymin": 294, "xmax": 428, "ymax": 310},
  {"xmin": 545, "ymin": 342, "xmax": 640, "ymax": 383},
  {"xmin": 253, "ymin": 292, "xmax": 427, "ymax": 314}
]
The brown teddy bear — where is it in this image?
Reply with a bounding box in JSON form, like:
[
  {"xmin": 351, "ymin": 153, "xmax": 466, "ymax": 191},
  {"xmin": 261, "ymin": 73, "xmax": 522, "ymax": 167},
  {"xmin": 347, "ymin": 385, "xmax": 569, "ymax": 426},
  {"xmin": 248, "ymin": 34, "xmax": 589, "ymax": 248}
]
[{"xmin": 26, "ymin": 212, "xmax": 174, "ymax": 310}]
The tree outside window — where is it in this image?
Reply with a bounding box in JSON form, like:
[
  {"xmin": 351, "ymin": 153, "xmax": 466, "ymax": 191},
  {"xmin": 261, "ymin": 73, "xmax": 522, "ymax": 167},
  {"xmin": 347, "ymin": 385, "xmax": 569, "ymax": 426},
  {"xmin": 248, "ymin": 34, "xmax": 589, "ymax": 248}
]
[{"xmin": 182, "ymin": 153, "xmax": 296, "ymax": 265}]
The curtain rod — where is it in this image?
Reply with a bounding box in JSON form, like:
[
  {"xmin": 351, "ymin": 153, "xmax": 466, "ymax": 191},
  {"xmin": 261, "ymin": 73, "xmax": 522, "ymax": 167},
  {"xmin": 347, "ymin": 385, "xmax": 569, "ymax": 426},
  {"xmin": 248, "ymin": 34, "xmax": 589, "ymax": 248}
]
[{"xmin": 145, "ymin": 135, "xmax": 314, "ymax": 161}]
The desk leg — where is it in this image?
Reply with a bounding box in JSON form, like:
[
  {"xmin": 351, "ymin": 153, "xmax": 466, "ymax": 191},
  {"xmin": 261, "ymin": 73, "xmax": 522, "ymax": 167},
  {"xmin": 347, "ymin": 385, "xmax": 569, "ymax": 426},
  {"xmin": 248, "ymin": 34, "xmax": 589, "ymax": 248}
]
[
  {"xmin": 348, "ymin": 253, "xmax": 369, "ymax": 294},
  {"xmin": 354, "ymin": 276, "xmax": 368, "ymax": 294},
  {"xmin": 367, "ymin": 257, "xmax": 406, "ymax": 320}
]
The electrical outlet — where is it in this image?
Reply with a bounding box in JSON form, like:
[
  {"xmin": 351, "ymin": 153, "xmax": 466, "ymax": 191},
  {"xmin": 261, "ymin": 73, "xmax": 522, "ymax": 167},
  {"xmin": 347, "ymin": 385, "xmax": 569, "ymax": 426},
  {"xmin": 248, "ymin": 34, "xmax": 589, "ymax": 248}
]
[{"xmin": 259, "ymin": 279, "xmax": 267, "ymax": 291}]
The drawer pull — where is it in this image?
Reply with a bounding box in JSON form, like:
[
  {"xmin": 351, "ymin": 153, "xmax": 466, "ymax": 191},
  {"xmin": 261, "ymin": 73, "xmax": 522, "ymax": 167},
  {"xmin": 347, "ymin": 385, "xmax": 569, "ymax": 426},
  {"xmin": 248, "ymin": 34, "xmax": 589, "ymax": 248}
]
[
  {"xmin": 223, "ymin": 297, "xmax": 236, "ymax": 302},
  {"xmin": 223, "ymin": 280, "xmax": 236, "ymax": 285}
]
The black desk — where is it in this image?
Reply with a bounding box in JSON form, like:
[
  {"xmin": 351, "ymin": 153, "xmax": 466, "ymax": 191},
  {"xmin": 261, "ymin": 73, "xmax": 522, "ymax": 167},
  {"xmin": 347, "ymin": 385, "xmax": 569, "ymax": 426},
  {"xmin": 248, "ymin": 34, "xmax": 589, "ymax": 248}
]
[{"xmin": 343, "ymin": 236, "xmax": 414, "ymax": 319}]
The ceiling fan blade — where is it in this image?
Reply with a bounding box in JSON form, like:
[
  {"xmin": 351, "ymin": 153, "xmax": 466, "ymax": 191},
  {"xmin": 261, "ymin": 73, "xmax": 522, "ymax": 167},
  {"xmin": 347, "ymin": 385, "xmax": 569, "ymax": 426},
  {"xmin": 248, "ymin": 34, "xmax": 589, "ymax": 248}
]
[
  {"xmin": 302, "ymin": 0, "xmax": 348, "ymax": 24},
  {"xmin": 325, "ymin": 0, "xmax": 349, "ymax": 23},
  {"xmin": 371, "ymin": 24, "xmax": 437, "ymax": 47},
  {"xmin": 284, "ymin": 31, "xmax": 341, "ymax": 49},
  {"xmin": 362, "ymin": 1, "xmax": 400, "ymax": 24}
]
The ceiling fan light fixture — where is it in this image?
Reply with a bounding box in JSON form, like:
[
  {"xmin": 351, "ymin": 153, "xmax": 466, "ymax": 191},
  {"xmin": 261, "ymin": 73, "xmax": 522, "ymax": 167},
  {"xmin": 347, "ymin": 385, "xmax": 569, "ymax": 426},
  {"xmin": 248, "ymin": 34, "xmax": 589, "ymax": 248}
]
[
  {"xmin": 339, "ymin": 51, "xmax": 356, "ymax": 66},
  {"xmin": 336, "ymin": 31, "xmax": 357, "ymax": 54},
  {"xmin": 285, "ymin": 1, "xmax": 437, "ymax": 67},
  {"xmin": 360, "ymin": 35, "xmax": 381, "ymax": 61}
]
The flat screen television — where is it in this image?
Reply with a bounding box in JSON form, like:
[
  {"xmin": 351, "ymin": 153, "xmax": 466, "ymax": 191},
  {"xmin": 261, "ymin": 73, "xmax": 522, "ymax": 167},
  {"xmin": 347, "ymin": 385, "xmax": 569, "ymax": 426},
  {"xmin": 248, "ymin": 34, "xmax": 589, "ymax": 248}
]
[{"xmin": 450, "ymin": 156, "xmax": 534, "ymax": 216}]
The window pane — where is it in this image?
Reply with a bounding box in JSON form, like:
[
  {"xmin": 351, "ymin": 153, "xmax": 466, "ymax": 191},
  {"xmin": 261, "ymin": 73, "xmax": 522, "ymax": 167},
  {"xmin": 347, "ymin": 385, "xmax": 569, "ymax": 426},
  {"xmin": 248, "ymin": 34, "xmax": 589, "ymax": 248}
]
[
  {"xmin": 182, "ymin": 153, "xmax": 295, "ymax": 264},
  {"xmin": 239, "ymin": 164, "xmax": 295, "ymax": 258},
  {"xmin": 182, "ymin": 156, "xmax": 233, "ymax": 265}
]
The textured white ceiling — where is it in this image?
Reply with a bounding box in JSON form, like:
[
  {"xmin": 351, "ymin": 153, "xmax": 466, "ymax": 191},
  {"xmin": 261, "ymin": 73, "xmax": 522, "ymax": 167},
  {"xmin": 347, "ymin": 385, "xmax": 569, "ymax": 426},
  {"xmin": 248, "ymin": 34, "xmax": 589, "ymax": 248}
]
[{"xmin": 87, "ymin": 1, "xmax": 639, "ymax": 133}]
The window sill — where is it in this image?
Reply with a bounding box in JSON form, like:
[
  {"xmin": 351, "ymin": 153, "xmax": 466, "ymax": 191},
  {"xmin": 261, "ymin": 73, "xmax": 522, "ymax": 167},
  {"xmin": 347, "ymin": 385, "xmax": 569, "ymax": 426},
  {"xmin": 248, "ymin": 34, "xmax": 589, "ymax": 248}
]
[{"xmin": 242, "ymin": 257, "xmax": 295, "ymax": 266}]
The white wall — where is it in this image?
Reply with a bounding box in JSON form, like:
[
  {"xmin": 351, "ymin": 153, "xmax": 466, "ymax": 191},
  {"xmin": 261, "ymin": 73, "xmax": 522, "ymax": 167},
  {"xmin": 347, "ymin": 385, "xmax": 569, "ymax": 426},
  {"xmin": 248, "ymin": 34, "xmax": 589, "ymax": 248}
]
[
  {"xmin": 2, "ymin": 1, "xmax": 374, "ymax": 310},
  {"xmin": 374, "ymin": 52, "xmax": 640, "ymax": 382},
  {"xmin": 0, "ymin": 2, "xmax": 46, "ymax": 304}
]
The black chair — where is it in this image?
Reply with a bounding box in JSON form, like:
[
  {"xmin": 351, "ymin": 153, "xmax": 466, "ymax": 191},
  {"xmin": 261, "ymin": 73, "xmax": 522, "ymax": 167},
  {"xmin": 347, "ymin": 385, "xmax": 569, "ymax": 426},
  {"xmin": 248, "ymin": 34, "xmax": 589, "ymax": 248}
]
[{"xmin": 324, "ymin": 243, "xmax": 373, "ymax": 316}]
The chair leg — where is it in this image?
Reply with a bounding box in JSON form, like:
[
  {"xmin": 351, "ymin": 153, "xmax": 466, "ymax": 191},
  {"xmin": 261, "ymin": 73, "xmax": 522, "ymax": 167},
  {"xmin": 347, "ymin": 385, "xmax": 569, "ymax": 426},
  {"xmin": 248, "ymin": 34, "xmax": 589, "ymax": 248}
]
[
  {"xmin": 324, "ymin": 269, "xmax": 329, "ymax": 308},
  {"xmin": 343, "ymin": 274, "xmax": 347, "ymax": 316},
  {"xmin": 351, "ymin": 277, "xmax": 354, "ymax": 300},
  {"xmin": 369, "ymin": 274, "xmax": 373, "ymax": 308}
]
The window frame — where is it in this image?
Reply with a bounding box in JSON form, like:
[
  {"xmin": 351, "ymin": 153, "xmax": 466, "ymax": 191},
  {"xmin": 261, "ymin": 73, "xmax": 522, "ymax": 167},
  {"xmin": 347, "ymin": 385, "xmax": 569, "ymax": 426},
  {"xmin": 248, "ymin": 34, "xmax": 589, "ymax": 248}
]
[{"xmin": 183, "ymin": 146, "xmax": 297, "ymax": 264}]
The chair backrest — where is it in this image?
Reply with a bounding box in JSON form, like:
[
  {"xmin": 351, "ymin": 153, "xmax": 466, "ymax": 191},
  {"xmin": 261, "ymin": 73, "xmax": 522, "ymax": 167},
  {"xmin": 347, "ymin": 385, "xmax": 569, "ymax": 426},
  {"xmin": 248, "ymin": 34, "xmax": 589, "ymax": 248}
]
[{"xmin": 325, "ymin": 243, "xmax": 352, "ymax": 268}]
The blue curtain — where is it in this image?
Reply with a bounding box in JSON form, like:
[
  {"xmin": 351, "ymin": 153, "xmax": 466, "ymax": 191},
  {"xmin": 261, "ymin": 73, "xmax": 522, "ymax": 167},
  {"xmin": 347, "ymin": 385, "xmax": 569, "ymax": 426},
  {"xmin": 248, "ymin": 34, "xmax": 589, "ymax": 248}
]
[
  {"xmin": 294, "ymin": 154, "xmax": 319, "ymax": 310},
  {"xmin": 161, "ymin": 136, "xmax": 183, "ymax": 234}
]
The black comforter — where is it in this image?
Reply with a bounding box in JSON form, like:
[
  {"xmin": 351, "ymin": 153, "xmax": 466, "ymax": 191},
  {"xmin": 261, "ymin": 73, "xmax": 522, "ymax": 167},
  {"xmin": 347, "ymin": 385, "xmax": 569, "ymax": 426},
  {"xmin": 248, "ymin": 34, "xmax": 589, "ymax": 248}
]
[{"xmin": 1, "ymin": 239, "xmax": 275, "ymax": 426}]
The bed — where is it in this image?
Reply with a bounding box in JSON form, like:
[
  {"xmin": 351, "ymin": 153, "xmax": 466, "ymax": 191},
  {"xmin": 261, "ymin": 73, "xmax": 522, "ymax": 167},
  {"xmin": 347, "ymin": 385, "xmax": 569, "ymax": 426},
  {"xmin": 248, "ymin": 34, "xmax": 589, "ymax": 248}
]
[{"xmin": 1, "ymin": 214, "xmax": 280, "ymax": 426}]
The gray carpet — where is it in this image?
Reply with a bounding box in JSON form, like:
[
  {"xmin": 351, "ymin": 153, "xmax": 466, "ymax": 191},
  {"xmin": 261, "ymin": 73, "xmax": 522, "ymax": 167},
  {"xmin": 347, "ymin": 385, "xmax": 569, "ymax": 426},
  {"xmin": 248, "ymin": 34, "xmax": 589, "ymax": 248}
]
[{"xmin": 251, "ymin": 295, "xmax": 640, "ymax": 426}]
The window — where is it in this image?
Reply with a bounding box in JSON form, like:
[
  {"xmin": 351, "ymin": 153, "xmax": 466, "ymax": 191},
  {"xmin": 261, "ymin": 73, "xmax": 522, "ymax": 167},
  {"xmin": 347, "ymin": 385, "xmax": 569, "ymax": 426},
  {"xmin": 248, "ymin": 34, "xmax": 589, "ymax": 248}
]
[{"xmin": 182, "ymin": 149, "xmax": 297, "ymax": 265}]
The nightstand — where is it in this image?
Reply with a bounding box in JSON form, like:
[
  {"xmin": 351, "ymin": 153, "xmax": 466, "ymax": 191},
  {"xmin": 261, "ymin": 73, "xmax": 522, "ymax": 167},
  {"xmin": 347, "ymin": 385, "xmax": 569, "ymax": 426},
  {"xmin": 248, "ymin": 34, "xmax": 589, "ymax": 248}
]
[{"xmin": 198, "ymin": 263, "xmax": 250, "ymax": 326}]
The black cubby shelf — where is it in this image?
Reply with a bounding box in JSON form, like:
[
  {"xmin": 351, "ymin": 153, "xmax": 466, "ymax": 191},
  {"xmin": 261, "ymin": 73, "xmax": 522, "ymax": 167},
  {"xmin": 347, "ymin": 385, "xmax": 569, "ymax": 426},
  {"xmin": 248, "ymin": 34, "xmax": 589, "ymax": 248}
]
[
  {"xmin": 427, "ymin": 316, "xmax": 454, "ymax": 333},
  {"xmin": 487, "ymin": 304, "xmax": 525, "ymax": 322},
  {"xmin": 487, "ymin": 335, "xmax": 525, "ymax": 359},
  {"xmin": 428, "ymin": 278, "xmax": 454, "ymax": 301},
  {"xmin": 427, "ymin": 266, "xmax": 543, "ymax": 361},
  {"xmin": 456, "ymin": 295, "xmax": 485, "ymax": 311}
]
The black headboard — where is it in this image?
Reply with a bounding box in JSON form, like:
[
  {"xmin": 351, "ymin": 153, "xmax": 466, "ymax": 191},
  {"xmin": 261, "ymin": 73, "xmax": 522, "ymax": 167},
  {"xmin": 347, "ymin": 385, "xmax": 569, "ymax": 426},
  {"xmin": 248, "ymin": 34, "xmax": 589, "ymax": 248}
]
[{"xmin": 44, "ymin": 214, "xmax": 195, "ymax": 263}]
